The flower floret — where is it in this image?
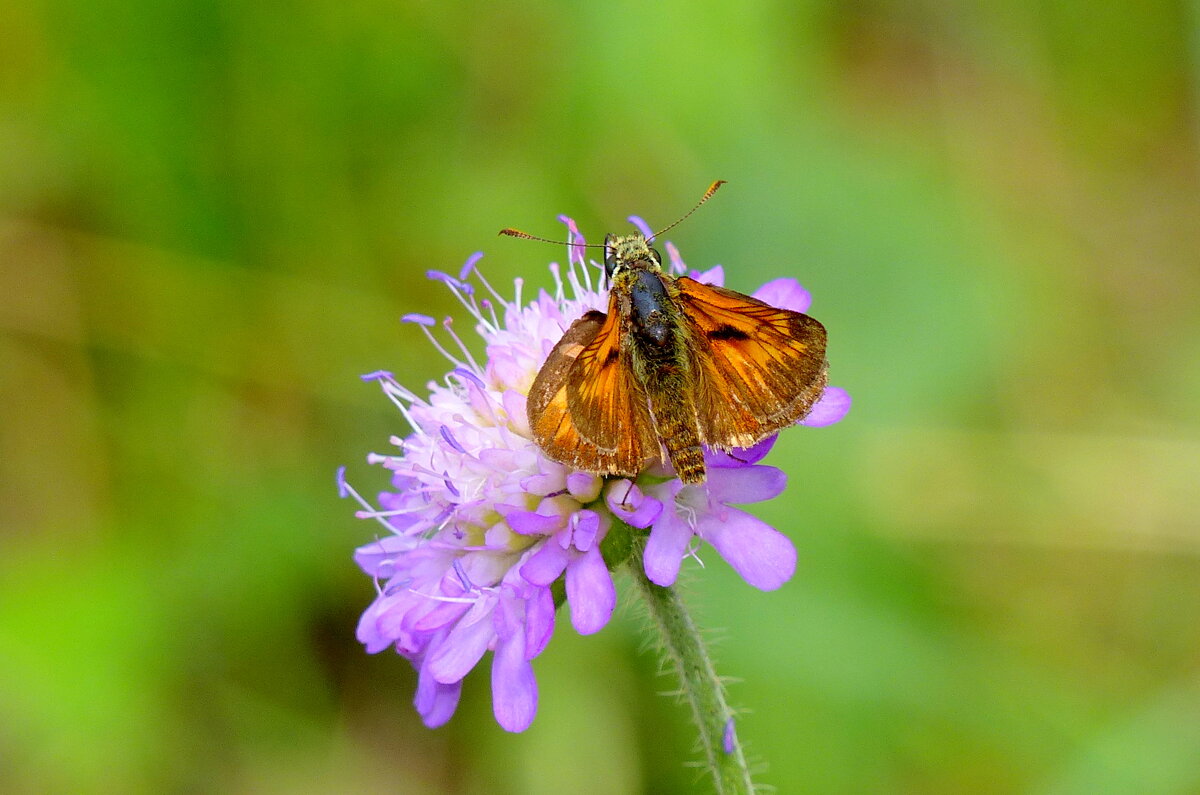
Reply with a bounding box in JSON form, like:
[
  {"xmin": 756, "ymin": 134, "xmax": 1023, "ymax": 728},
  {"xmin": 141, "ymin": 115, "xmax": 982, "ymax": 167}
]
[{"xmin": 343, "ymin": 219, "xmax": 850, "ymax": 730}]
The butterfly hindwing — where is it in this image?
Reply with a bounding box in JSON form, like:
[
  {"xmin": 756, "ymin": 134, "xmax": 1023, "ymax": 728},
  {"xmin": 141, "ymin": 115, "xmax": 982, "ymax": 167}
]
[
  {"xmin": 526, "ymin": 300, "xmax": 657, "ymax": 476},
  {"xmin": 675, "ymin": 277, "xmax": 828, "ymax": 450}
]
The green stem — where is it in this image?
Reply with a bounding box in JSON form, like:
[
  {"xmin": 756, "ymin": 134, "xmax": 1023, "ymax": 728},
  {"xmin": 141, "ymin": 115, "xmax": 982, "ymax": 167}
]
[{"xmin": 628, "ymin": 539, "xmax": 755, "ymax": 794}]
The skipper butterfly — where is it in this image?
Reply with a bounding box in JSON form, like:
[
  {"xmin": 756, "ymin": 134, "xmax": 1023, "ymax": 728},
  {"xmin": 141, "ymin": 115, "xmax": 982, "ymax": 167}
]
[{"xmin": 501, "ymin": 182, "xmax": 828, "ymax": 484}]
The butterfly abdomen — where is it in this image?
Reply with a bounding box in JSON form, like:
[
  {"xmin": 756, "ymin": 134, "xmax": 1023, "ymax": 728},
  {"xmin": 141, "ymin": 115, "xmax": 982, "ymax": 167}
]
[
  {"xmin": 638, "ymin": 354, "xmax": 705, "ymax": 484},
  {"xmin": 657, "ymin": 407, "xmax": 706, "ymax": 483}
]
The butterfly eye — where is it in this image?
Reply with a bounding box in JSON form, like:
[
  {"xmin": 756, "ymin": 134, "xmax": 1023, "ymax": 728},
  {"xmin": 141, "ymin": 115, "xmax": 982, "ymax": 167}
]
[
  {"xmin": 604, "ymin": 234, "xmax": 618, "ymax": 278},
  {"xmin": 649, "ymin": 247, "xmax": 663, "ymax": 267}
]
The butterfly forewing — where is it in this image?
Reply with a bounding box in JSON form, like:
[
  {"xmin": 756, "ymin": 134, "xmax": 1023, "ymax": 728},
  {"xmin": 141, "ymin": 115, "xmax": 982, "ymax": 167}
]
[
  {"xmin": 526, "ymin": 304, "xmax": 658, "ymax": 476},
  {"xmin": 676, "ymin": 277, "xmax": 828, "ymax": 450}
]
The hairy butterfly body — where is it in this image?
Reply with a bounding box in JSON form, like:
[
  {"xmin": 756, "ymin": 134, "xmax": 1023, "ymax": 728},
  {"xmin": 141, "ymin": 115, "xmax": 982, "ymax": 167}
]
[{"xmin": 525, "ymin": 228, "xmax": 828, "ymax": 485}]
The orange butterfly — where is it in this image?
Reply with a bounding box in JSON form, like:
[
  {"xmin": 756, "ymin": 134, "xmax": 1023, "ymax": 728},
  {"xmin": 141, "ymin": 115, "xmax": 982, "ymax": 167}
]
[{"xmin": 503, "ymin": 182, "xmax": 828, "ymax": 484}]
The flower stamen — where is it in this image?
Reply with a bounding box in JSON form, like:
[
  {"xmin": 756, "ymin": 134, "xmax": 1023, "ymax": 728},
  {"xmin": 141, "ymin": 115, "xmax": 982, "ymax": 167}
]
[
  {"xmin": 439, "ymin": 426, "xmax": 467, "ymax": 454},
  {"xmin": 452, "ymin": 559, "xmax": 476, "ymax": 592},
  {"xmin": 464, "ymin": 259, "xmax": 509, "ymax": 307},
  {"xmin": 338, "ymin": 474, "xmax": 409, "ymax": 535},
  {"xmin": 666, "ymin": 242, "xmax": 686, "ymax": 275},
  {"xmin": 412, "ymin": 321, "xmax": 468, "ymax": 370},
  {"xmin": 548, "ymin": 262, "xmax": 565, "ymax": 302},
  {"xmin": 627, "ymin": 214, "xmax": 654, "ymax": 239},
  {"xmin": 480, "ymin": 298, "xmax": 502, "ymax": 331},
  {"xmin": 442, "ymin": 317, "xmax": 483, "ymax": 373}
]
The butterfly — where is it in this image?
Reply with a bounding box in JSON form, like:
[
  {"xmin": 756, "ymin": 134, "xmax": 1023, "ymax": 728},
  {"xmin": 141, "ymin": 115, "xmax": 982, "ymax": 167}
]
[{"xmin": 502, "ymin": 182, "xmax": 828, "ymax": 485}]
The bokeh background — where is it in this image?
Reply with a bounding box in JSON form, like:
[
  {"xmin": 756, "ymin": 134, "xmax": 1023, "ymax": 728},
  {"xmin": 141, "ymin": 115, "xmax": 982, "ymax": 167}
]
[{"xmin": 3, "ymin": 1, "xmax": 1199, "ymax": 792}]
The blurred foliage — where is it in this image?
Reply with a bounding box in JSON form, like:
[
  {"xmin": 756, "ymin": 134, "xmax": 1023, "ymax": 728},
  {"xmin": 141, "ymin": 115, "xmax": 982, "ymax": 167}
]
[{"xmin": 2, "ymin": 0, "xmax": 1199, "ymax": 792}]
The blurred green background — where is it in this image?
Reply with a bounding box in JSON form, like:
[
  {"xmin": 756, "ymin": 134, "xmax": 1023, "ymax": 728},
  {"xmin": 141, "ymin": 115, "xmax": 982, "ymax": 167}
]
[{"xmin": 2, "ymin": 0, "xmax": 1199, "ymax": 792}]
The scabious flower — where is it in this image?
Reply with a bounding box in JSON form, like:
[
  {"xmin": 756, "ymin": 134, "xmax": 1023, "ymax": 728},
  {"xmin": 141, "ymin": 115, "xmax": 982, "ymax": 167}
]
[{"xmin": 341, "ymin": 215, "xmax": 850, "ymax": 732}]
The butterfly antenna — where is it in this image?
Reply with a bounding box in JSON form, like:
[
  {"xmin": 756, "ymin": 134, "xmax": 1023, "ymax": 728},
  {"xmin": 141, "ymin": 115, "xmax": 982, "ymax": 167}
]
[
  {"xmin": 498, "ymin": 228, "xmax": 603, "ymax": 248},
  {"xmin": 648, "ymin": 179, "xmax": 726, "ymax": 241}
]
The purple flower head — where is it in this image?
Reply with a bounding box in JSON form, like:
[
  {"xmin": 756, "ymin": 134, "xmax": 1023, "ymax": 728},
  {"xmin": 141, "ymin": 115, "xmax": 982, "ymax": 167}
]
[{"xmin": 343, "ymin": 218, "xmax": 849, "ymax": 731}]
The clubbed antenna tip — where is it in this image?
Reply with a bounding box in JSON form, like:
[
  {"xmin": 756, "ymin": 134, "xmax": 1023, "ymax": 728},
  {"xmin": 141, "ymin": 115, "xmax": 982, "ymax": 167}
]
[{"xmin": 649, "ymin": 180, "xmax": 727, "ymax": 241}]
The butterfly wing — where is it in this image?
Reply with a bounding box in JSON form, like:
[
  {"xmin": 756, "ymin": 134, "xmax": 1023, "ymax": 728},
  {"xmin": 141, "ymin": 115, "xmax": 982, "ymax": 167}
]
[
  {"xmin": 675, "ymin": 277, "xmax": 828, "ymax": 450},
  {"xmin": 527, "ymin": 301, "xmax": 658, "ymax": 477}
]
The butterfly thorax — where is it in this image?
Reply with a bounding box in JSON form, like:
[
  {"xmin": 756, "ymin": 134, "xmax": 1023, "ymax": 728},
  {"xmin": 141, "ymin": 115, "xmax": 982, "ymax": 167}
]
[{"xmin": 605, "ymin": 233, "xmax": 676, "ymax": 350}]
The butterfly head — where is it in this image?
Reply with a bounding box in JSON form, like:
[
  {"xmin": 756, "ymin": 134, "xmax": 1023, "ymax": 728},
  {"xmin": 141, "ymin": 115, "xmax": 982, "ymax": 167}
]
[{"xmin": 604, "ymin": 233, "xmax": 664, "ymax": 280}]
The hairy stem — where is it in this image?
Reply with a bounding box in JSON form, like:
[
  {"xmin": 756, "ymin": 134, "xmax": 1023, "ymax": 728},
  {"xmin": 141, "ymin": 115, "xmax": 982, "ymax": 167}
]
[{"xmin": 628, "ymin": 539, "xmax": 755, "ymax": 794}]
